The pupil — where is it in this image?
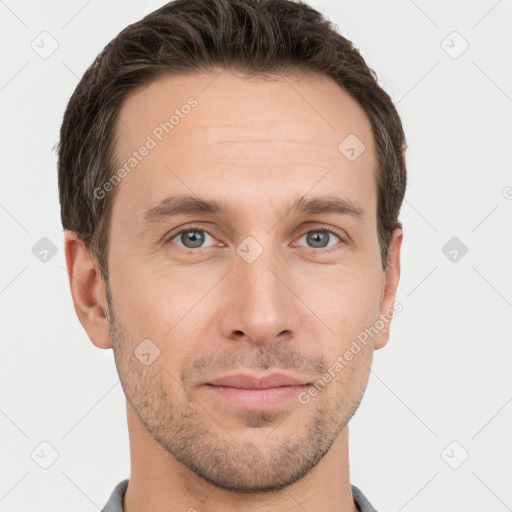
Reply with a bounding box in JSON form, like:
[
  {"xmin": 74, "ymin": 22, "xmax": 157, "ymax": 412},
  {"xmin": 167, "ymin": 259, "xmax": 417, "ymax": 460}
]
[
  {"xmin": 308, "ymin": 231, "xmax": 328, "ymax": 248},
  {"xmin": 182, "ymin": 230, "xmax": 204, "ymax": 248}
]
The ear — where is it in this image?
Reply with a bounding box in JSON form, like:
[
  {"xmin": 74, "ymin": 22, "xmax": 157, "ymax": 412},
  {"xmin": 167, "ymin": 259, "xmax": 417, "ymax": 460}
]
[
  {"xmin": 64, "ymin": 231, "xmax": 112, "ymax": 349},
  {"xmin": 373, "ymin": 228, "xmax": 403, "ymax": 350}
]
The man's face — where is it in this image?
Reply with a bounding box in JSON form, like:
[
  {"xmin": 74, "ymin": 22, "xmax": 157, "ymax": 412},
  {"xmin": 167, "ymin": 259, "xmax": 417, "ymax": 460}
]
[{"xmin": 105, "ymin": 71, "xmax": 398, "ymax": 491}]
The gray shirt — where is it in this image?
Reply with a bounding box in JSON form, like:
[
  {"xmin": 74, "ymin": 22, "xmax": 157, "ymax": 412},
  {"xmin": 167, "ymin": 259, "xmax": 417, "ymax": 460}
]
[{"xmin": 102, "ymin": 479, "xmax": 378, "ymax": 511}]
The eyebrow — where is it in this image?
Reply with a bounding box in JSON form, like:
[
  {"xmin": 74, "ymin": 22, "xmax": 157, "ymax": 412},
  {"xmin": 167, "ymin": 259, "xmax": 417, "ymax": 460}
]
[{"xmin": 140, "ymin": 193, "xmax": 365, "ymax": 227}]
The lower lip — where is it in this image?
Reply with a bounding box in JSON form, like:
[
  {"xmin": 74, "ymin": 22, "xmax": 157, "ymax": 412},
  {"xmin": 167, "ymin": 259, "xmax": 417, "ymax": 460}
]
[{"xmin": 204, "ymin": 384, "xmax": 310, "ymax": 409}]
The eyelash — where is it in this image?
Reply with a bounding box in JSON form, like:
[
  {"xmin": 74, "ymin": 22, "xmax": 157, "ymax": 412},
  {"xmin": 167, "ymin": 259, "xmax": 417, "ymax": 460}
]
[{"xmin": 164, "ymin": 223, "xmax": 347, "ymax": 254}]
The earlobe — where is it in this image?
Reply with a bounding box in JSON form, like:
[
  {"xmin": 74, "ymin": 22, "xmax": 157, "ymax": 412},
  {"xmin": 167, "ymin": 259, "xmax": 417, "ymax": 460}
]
[
  {"xmin": 373, "ymin": 229, "xmax": 403, "ymax": 350},
  {"xmin": 64, "ymin": 231, "xmax": 112, "ymax": 349}
]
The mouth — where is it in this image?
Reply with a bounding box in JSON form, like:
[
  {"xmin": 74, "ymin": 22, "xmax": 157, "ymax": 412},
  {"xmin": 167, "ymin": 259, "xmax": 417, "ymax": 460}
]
[{"xmin": 203, "ymin": 372, "xmax": 312, "ymax": 409}]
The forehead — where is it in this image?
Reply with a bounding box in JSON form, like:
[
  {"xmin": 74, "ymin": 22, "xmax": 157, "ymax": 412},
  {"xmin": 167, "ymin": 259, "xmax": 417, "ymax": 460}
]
[{"xmin": 110, "ymin": 71, "xmax": 377, "ymax": 225}]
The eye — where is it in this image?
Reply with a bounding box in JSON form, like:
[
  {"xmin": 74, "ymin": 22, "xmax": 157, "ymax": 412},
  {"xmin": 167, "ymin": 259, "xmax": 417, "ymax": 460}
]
[
  {"xmin": 166, "ymin": 225, "xmax": 217, "ymax": 250},
  {"xmin": 296, "ymin": 226, "xmax": 344, "ymax": 252}
]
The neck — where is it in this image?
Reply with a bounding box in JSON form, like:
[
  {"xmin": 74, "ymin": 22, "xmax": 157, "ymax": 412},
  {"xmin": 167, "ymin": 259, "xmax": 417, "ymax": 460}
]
[{"xmin": 123, "ymin": 402, "xmax": 358, "ymax": 512}]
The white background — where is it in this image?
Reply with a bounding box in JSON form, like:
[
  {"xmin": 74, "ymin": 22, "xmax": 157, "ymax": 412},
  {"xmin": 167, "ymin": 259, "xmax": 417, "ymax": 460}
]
[{"xmin": 1, "ymin": 0, "xmax": 511, "ymax": 510}]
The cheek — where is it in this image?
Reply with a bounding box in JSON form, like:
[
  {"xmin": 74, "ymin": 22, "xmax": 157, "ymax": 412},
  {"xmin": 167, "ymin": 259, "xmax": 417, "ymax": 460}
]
[
  {"xmin": 305, "ymin": 265, "xmax": 382, "ymax": 326},
  {"xmin": 108, "ymin": 255, "xmax": 202, "ymax": 338},
  {"xmin": 300, "ymin": 274, "xmax": 382, "ymax": 375},
  {"xmin": 331, "ymin": 345, "xmax": 373, "ymax": 406}
]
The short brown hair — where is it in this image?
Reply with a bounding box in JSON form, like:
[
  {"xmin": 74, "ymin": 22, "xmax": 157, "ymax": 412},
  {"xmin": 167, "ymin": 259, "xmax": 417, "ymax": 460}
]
[{"xmin": 58, "ymin": 0, "xmax": 407, "ymax": 278}]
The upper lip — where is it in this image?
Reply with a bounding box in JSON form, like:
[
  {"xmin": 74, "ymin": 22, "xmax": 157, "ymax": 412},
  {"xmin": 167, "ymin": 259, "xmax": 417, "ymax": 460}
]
[{"xmin": 207, "ymin": 372, "xmax": 311, "ymax": 389}]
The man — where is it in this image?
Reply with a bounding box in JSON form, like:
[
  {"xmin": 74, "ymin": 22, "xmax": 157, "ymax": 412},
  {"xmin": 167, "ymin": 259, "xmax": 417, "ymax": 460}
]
[{"xmin": 58, "ymin": 0, "xmax": 407, "ymax": 510}]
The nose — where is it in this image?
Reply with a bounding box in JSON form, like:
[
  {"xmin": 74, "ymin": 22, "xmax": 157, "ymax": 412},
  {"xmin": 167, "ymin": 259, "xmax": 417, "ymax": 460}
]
[{"xmin": 219, "ymin": 246, "xmax": 303, "ymax": 347}]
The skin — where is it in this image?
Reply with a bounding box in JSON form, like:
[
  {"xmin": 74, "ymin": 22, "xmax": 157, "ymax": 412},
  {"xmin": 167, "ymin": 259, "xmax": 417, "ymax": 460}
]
[{"xmin": 65, "ymin": 70, "xmax": 402, "ymax": 512}]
